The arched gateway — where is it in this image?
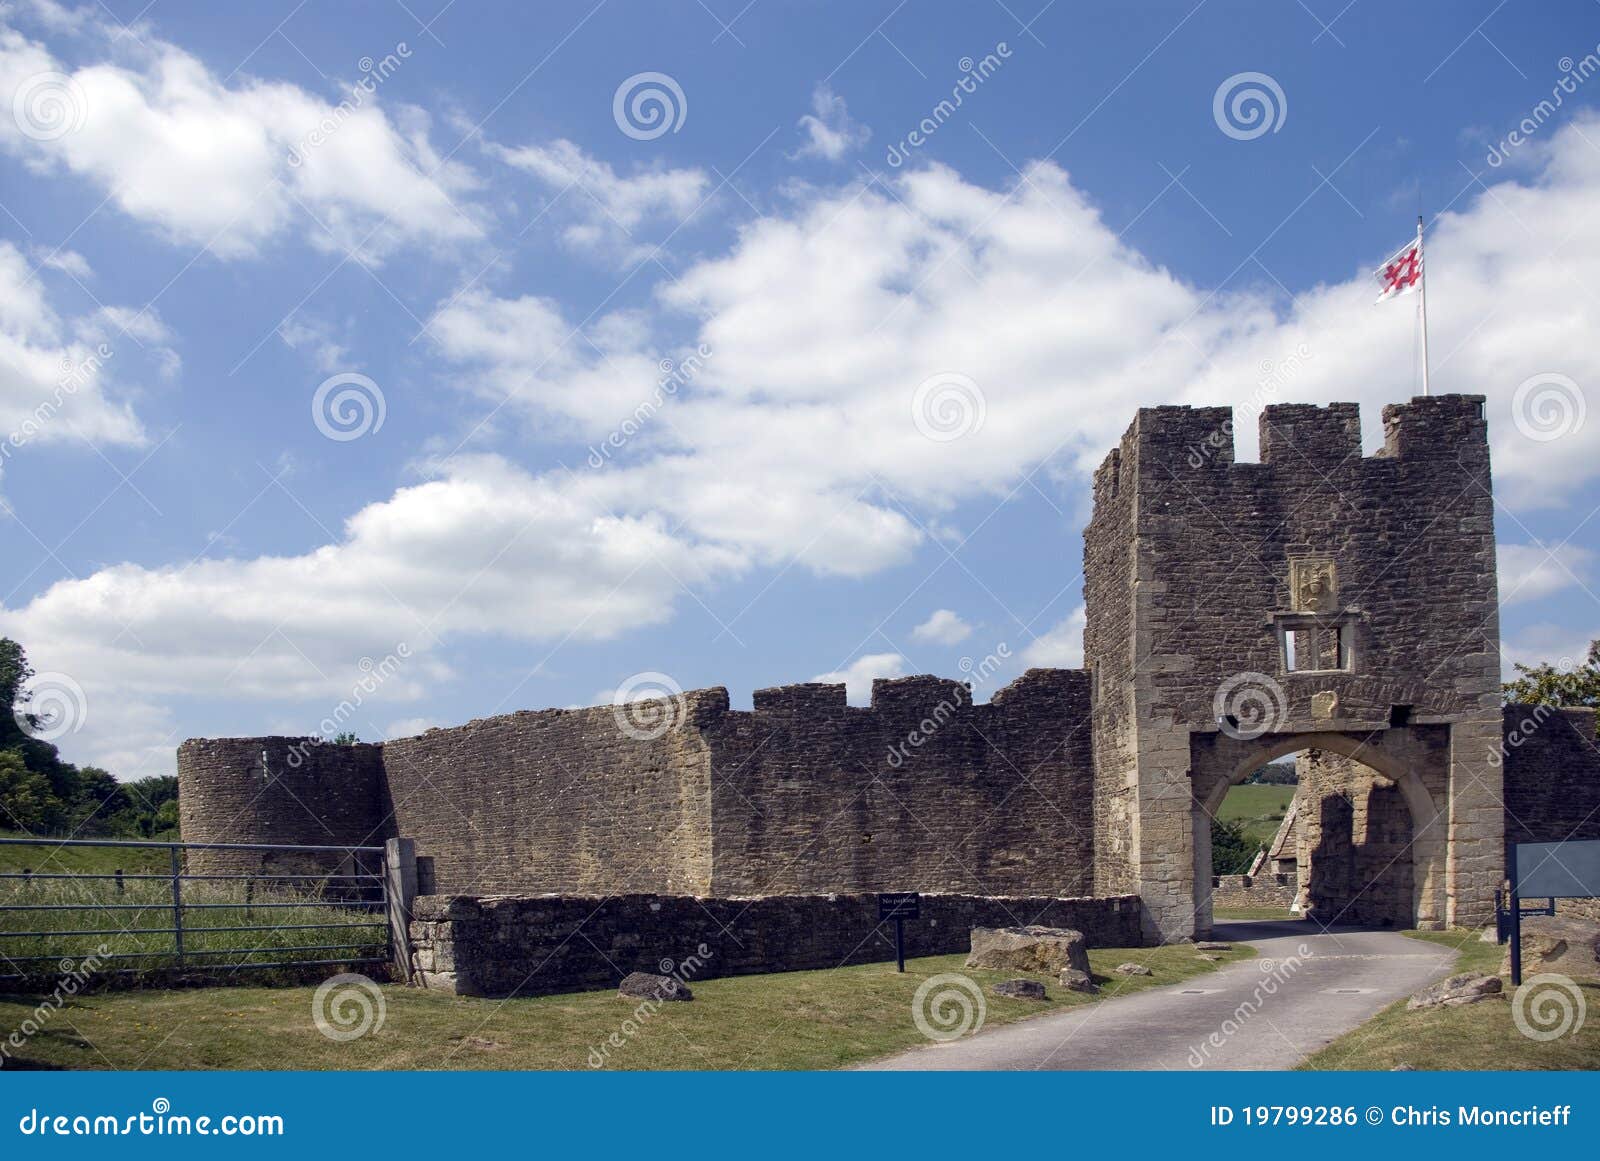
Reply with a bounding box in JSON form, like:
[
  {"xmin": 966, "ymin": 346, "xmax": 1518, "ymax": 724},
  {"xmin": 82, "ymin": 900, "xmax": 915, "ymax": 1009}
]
[{"xmin": 1082, "ymin": 396, "xmax": 1504, "ymax": 941}]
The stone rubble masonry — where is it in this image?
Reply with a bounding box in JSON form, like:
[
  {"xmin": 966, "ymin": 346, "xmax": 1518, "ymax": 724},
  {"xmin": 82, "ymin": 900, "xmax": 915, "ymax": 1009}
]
[
  {"xmin": 406, "ymin": 892, "xmax": 1143, "ymax": 998},
  {"xmin": 1210, "ymin": 873, "xmax": 1297, "ymax": 911},
  {"xmin": 175, "ymin": 396, "xmax": 1600, "ymax": 945}
]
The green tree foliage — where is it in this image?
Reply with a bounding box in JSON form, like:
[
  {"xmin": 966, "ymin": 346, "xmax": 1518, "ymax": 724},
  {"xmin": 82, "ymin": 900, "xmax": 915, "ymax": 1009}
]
[
  {"xmin": 1211, "ymin": 816, "xmax": 1258, "ymax": 876},
  {"xmin": 1503, "ymin": 639, "xmax": 1600, "ymax": 711},
  {"xmin": 0, "ymin": 638, "xmax": 180, "ymax": 839}
]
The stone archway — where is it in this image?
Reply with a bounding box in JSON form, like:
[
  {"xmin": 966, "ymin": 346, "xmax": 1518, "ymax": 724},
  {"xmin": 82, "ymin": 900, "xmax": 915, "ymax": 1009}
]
[{"xmin": 1190, "ymin": 728, "xmax": 1447, "ymax": 938}]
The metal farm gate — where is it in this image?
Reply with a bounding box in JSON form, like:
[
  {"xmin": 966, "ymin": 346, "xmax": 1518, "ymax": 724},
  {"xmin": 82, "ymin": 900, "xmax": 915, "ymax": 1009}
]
[{"xmin": 0, "ymin": 837, "xmax": 414, "ymax": 983}]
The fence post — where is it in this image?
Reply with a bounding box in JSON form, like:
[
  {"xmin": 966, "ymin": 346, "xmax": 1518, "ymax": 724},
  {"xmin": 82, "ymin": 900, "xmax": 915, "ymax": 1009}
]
[
  {"xmin": 169, "ymin": 846, "xmax": 185, "ymax": 968},
  {"xmin": 384, "ymin": 838, "xmax": 417, "ymax": 984},
  {"xmin": 115, "ymin": 868, "xmax": 124, "ymax": 894}
]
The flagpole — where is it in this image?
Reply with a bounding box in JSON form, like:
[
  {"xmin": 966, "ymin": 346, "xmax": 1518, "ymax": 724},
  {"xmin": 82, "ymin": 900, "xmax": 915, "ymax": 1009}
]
[{"xmin": 1417, "ymin": 214, "xmax": 1431, "ymax": 397}]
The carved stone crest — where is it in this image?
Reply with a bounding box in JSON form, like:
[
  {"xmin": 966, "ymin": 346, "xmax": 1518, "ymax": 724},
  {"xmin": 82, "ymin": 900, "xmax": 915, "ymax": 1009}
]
[
  {"xmin": 1311, "ymin": 690, "xmax": 1340, "ymax": 720},
  {"xmin": 1290, "ymin": 558, "xmax": 1338, "ymax": 613}
]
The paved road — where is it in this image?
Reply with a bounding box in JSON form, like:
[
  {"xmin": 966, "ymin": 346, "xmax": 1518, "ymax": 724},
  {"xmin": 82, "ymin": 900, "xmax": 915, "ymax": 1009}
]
[{"xmin": 859, "ymin": 920, "xmax": 1457, "ymax": 1070}]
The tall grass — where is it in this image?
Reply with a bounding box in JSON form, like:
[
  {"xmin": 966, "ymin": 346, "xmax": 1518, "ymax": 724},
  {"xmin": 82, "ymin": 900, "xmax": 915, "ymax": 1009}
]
[{"xmin": 0, "ymin": 871, "xmax": 389, "ymax": 982}]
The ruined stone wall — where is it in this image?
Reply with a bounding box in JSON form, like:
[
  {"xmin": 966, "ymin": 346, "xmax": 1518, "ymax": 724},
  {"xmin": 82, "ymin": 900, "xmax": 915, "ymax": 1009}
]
[
  {"xmin": 703, "ymin": 670, "xmax": 1096, "ymax": 897},
  {"xmin": 1085, "ymin": 441, "xmax": 1138, "ymax": 896},
  {"xmin": 177, "ymin": 736, "xmax": 389, "ymax": 875},
  {"xmin": 409, "ymin": 891, "xmax": 1144, "ymax": 997},
  {"xmin": 1501, "ymin": 705, "xmax": 1600, "ymax": 856},
  {"xmin": 1209, "ymin": 873, "xmax": 1297, "ymax": 911},
  {"xmin": 377, "ymin": 692, "xmax": 722, "ymax": 896}
]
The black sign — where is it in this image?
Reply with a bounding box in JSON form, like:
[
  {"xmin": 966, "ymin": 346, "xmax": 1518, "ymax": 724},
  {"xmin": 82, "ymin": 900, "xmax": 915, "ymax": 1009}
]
[{"xmin": 878, "ymin": 891, "xmax": 921, "ymax": 920}]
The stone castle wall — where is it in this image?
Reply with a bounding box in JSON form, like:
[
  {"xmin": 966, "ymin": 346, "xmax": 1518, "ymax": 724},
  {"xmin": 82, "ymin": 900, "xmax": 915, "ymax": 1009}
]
[
  {"xmin": 409, "ymin": 891, "xmax": 1143, "ymax": 998},
  {"xmin": 179, "ymin": 670, "xmax": 1098, "ymax": 900},
  {"xmin": 702, "ymin": 670, "xmax": 1095, "ymax": 897}
]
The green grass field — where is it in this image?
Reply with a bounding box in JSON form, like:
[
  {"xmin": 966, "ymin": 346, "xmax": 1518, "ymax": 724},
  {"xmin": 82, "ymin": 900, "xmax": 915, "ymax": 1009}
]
[
  {"xmin": 0, "ymin": 833, "xmax": 387, "ymax": 981},
  {"xmin": 0, "ymin": 942, "xmax": 1252, "ymax": 1070},
  {"xmin": 1216, "ymin": 784, "xmax": 1295, "ymax": 849},
  {"xmin": 0, "ymin": 832, "xmax": 169, "ymax": 875},
  {"xmin": 1301, "ymin": 930, "xmax": 1600, "ymax": 1071}
]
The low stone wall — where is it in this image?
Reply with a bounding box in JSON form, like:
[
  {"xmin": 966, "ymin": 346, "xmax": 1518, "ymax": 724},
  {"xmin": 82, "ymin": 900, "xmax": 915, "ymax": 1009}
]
[
  {"xmin": 409, "ymin": 892, "xmax": 1144, "ymax": 998},
  {"xmin": 1210, "ymin": 874, "xmax": 1297, "ymax": 911}
]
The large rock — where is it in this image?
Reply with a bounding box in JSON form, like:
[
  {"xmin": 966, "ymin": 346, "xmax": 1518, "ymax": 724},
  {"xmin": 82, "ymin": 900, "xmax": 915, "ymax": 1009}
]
[
  {"xmin": 1499, "ymin": 915, "xmax": 1600, "ymax": 981},
  {"xmin": 992, "ymin": 978, "xmax": 1048, "ymax": 1001},
  {"xmin": 1114, "ymin": 962, "xmax": 1153, "ymax": 976},
  {"xmin": 618, "ymin": 971, "xmax": 692, "ymax": 1002},
  {"xmin": 1405, "ymin": 973, "xmax": 1501, "ymax": 1011},
  {"xmin": 1058, "ymin": 967, "xmax": 1098, "ymax": 994},
  {"xmin": 965, "ymin": 926, "xmax": 1090, "ymax": 976}
]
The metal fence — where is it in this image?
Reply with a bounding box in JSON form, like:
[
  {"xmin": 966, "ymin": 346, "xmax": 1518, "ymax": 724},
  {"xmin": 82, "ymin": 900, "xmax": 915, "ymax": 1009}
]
[{"xmin": 0, "ymin": 836, "xmax": 402, "ymax": 981}]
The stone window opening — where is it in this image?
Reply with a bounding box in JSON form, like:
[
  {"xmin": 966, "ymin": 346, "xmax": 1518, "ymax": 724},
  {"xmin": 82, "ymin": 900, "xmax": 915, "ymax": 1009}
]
[{"xmin": 1274, "ymin": 613, "xmax": 1356, "ymax": 674}]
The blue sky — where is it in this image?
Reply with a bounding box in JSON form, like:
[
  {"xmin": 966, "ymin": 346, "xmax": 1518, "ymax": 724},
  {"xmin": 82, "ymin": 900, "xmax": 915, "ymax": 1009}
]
[{"xmin": 1, "ymin": 0, "xmax": 1599, "ymax": 779}]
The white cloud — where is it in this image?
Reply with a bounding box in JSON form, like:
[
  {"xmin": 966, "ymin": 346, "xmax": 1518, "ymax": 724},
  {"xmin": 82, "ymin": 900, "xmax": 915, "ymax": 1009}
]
[
  {"xmin": 1497, "ymin": 542, "xmax": 1595, "ymax": 605},
  {"xmin": 0, "ymin": 240, "xmax": 154, "ymax": 452},
  {"xmin": 812, "ymin": 652, "xmax": 905, "ymax": 704},
  {"xmin": 910, "ymin": 608, "xmax": 972, "ymax": 645},
  {"xmin": 0, "ymin": 22, "xmax": 482, "ymax": 261},
  {"xmin": 1020, "ymin": 606, "xmax": 1085, "ymax": 669},
  {"xmin": 0, "ymin": 453, "xmax": 746, "ymax": 773},
  {"xmin": 277, "ymin": 315, "xmax": 350, "ymax": 374},
  {"xmin": 385, "ymin": 717, "xmax": 438, "ymax": 739},
  {"xmin": 34, "ymin": 246, "xmax": 91, "ymax": 279},
  {"xmin": 794, "ymin": 83, "xmax": 869, "ymax": 162},
  {"xmin": 1501, "ymin": 622, "xmax": 1599, "ymax": 678},
  {"xmin": 490, "ymin": 137, "xmax": 707, "ymax": 261}
]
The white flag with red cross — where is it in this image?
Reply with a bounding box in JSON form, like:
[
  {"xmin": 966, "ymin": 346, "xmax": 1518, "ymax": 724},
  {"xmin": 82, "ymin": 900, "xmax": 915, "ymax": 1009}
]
[{"xmin": 1374, "ymin": 235, "xmax": 1423, "ymax": 302}]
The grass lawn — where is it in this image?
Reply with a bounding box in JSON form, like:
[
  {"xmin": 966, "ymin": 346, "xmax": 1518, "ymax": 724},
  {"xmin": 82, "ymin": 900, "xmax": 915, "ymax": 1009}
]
[
  {"xmin": 0, "ymin": 832, "xmax": 169, "ymax": 875},
  {"xmin": 1, "ymin": 942, "xmax": 1253, "ymax": 1071},
  {"xmin": 1300, "ymin": 929, "xmax": 1600, "ymax": 1071},
  {"xmin": 1216, "ymin": 784, "xmax": 1295, "ymax": 849}
]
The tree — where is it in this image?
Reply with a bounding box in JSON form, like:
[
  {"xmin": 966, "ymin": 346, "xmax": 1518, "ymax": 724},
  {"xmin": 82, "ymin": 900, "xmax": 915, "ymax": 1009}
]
[
  {"xmin": 0, "ymin": 749, "xmax": 56, "ymax": 832},
  {"xmin": 1503, "ymin": 639, "xmax": 1600, "ymax": 711},
  {"xmin": 1211, "ymin": 817, "xmax": 1257, "ymax": 876}
]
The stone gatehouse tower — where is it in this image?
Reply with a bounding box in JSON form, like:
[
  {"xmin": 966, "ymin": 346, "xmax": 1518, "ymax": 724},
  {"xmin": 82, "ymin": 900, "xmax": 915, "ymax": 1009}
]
[{"xmin": 1084, "ymin": 395, "xmax": 1503, "ymax": 940}]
